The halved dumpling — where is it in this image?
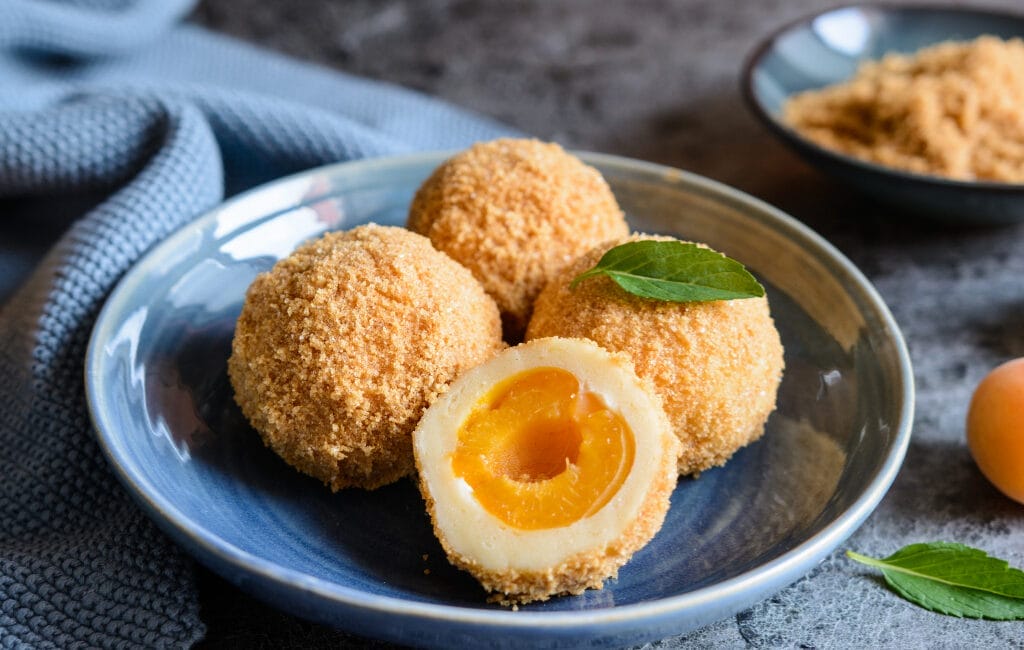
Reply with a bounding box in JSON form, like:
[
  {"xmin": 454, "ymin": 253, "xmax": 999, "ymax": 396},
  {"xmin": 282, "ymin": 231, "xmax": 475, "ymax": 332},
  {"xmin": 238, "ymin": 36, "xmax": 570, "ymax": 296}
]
[{"xmin": 413, "ymin": 336, "xmax": 679, "ymax": 605}]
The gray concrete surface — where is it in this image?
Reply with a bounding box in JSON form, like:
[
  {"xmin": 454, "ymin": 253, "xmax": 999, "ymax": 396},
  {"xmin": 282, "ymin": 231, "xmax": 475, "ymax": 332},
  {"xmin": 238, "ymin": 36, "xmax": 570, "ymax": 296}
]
[{"xmin": 190, "ymin": 1, "xmax": 1024, "ymax": 647}]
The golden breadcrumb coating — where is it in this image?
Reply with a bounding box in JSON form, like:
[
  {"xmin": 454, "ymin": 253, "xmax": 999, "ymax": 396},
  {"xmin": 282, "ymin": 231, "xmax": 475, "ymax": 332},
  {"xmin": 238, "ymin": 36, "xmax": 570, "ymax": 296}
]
[
  {"xmin": 228, "ymin": 224, "xmax": 503, "ymax": 490},
  {"xmin": 407, "ymin": 138, "xmax": 628, "ymax": 339},
  {"xmin": 525, "ymin": 236, "xmax": 785, "ymax": 476}
]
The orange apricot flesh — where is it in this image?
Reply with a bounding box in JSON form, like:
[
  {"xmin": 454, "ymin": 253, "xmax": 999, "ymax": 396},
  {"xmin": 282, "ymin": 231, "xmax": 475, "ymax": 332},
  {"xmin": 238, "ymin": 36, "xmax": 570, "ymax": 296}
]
[
  {"xmin": 967, "ymin": 357, "xmax": 1024, "ymax": 505},
  {"xmin": 450, "ymin": 367, "xmax": 635, "ymax": 530}
]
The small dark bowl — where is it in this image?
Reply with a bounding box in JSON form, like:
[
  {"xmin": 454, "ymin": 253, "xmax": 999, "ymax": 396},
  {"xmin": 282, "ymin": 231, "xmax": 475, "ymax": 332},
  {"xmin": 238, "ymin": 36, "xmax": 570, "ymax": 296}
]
[{"xmin": 743, "ymin": 4, "xmax": 1024, "ymax": 224}]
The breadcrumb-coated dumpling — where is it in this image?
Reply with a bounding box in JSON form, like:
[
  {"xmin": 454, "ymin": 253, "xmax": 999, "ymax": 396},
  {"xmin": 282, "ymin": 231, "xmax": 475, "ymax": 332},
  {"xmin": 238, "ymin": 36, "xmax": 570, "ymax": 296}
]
[
  {"xmin": 228, "ymin": 224, "xmax": 504, "ymax": 491},
  {"xmin": 413, "ymin": 337, "xmax": 679, "ymax": 605},
  {"xmin": 407, "ymin": 138, "xmax": 629, "ymax": 339},
  {"xmin": 526, "ymin": 235, "xmax": 784, "ymax": 476}
]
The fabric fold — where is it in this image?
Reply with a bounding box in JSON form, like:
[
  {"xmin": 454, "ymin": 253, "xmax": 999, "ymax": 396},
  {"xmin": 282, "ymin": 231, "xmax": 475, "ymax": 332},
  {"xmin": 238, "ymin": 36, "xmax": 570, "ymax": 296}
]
[{"xmin": 1, "ymin": 95, "xmax": 222, "ymax": 647}]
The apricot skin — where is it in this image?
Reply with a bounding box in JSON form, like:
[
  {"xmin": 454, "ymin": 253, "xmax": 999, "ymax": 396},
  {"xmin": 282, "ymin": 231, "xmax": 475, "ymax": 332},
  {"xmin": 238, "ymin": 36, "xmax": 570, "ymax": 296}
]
[{"xmin": 967, "ymin": 358, "xmax": 1024, "ymax": 505}]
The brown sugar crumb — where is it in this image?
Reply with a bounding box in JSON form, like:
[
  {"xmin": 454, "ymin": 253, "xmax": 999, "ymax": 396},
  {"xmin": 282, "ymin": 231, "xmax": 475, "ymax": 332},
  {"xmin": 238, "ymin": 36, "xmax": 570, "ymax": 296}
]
[
  {"xmin": 407, "ymin": 138, "xmax": 628, "ymax": 339},
  {"xmin": 228, "ymin": 224, "xmax": 503, "ymax": 491},
  {"xmin": 783, "ymin": 36, "xmax": 1024, "ymax": 182}
]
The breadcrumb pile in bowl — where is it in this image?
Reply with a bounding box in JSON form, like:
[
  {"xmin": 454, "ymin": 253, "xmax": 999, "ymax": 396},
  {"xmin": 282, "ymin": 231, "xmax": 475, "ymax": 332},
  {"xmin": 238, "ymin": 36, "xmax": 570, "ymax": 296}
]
[
  {"xmin": 744, "ymin": 5, "xmax": 1024, "ymax": 224},
  {"xmin": 783, "ymin": 36, "xmax": 1024, "ymax": 183}
]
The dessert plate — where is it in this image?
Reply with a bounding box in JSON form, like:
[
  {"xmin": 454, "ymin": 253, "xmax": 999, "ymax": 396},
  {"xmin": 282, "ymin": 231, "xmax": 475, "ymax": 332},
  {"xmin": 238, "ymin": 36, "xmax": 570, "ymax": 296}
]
[{"xmin": 85, "ymin": 152, "xmax": 913, "ymax": 648}]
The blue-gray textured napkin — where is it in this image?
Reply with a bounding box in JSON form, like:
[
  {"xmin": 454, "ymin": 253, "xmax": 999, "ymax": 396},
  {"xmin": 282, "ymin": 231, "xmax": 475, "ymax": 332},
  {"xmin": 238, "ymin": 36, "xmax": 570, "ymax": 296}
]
[{"xmin": 0, "ymin": 0, "xmax": 510, "ymax": 646}]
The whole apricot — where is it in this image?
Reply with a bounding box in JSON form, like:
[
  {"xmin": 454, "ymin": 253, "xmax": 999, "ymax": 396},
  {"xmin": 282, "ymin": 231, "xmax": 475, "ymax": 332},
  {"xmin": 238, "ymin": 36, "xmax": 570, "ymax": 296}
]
[{"xmin": 967, "ymin": 358, "xmax": 1024, "ymax": 505}]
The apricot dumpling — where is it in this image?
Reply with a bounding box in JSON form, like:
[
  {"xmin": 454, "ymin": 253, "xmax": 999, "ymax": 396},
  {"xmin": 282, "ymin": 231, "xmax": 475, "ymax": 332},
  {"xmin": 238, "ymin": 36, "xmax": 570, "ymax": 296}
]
[
  {"xmin": 406, "ymin": 138, "xmax": 628, "ymax": 339},
  {"xmin": 228, "ymin": 224, "xmax": 503, "ymax": 491},
  {"xmin": 526, "ymin": 235, "xmax": 784, "ymax": 476},
  {"xmin": 412, "ymin": 337, "xmax": 679, "ymax": 604}
]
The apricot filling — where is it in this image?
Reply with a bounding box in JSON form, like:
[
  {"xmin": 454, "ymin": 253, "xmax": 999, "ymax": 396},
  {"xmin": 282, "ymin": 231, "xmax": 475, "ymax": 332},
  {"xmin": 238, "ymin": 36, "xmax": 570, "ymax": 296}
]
[{"xmin": 450, "ymin": 367, "xmax": 635, "ymax": 530}]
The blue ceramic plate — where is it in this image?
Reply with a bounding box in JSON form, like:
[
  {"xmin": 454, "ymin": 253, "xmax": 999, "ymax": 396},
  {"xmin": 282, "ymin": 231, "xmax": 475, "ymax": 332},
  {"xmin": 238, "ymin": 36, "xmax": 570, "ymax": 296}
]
[
  {"xmin": 744, "ymin": 4, "xmax": 1024, "ymax": 223},
  {"xmin": 85, "ymin": 152, "xmax": 913, "ymax": 648}
]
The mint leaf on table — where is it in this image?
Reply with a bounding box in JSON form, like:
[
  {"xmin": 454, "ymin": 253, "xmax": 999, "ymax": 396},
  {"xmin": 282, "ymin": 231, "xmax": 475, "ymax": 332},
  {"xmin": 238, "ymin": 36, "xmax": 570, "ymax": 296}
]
[
  {"xmin": 569, "ymin": 240, "xmax": 764, "ymax": 302},
  {"xmin": 847, "ymin": 542, "xmax": 1024, "ymax": 619}
]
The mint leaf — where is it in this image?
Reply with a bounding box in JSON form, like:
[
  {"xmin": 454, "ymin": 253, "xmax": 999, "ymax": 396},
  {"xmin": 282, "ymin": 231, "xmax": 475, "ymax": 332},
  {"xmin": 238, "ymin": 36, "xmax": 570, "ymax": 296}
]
[
  {"xmin": 847, "ymin": 542, "xmax": 1024, "ymax": 619},
  {"xmin": 569, "ymin": 240, "xmax": 764, "ymax": 302}
]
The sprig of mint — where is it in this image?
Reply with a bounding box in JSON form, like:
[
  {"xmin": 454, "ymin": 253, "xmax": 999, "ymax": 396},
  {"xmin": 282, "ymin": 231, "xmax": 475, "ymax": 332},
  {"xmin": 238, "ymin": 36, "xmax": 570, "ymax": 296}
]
[
  {"xmin": 847, "ymin": 542, "xmax": 1024, "ymax": 619},
  {"xmin": 569, "ymin": 240, "xmax": 764, "ymax": 302}
]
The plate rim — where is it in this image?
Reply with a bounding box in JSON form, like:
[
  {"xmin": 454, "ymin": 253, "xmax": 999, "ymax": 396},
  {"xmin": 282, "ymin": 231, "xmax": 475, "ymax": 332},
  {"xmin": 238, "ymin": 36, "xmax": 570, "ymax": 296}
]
[{"xmin": 84, "ymin": 151, "xmax": 915, "ymax": 638}]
